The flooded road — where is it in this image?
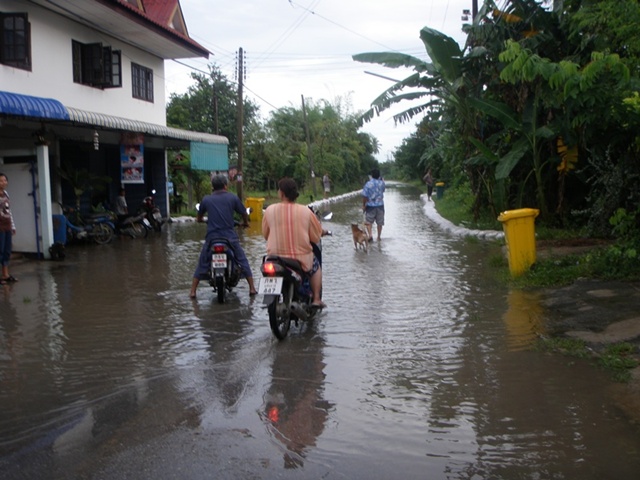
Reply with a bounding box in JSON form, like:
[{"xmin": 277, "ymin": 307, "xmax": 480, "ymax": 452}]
[{"xmin": 2, "ymin": 184, "xmax": 640, "ymax": 479}]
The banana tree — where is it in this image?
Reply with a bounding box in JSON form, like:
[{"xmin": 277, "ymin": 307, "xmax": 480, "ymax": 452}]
[
  {"xmin": 352, "ymin": 27, "xmax": 479, "ymax": 133},
  {"xmin": 468, "ymin": 96, "xmax": 555, "ymax": 216}
]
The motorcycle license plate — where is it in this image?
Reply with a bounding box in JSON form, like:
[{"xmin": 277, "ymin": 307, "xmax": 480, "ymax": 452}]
[
  {"xmin": 211, "ymin": 254, "xmax": 227, "ymax": 268},
  {"xmin": 153, "ymin": 212, "xmax": 162, "ymax": 222},
  {"xmin": 259, "ymin": 277, "xmax": 283, "ymax": 295}
]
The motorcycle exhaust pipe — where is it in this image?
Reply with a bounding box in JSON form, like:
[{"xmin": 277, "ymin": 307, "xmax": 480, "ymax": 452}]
[{"xmin": 289, "ymin": 302, "xmax": 308, "ymax": 321}]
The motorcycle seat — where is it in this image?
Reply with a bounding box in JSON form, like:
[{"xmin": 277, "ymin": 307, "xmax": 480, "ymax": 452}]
[{"xmin": 264, "ymin": 255, "xmax": 306, "ymax": 275}]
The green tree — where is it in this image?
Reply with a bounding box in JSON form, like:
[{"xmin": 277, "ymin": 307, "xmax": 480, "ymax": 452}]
[{"xmin": 166, "ymin": 64, "xmax": 260, "ymax": 152}]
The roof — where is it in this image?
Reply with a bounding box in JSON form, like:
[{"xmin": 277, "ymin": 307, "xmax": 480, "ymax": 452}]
[
  {"xmin": 0, "ymin": 91, "xmax": 226, "ymax": 145},
  {"xmin": 28, "ymin": 0, "xmax": 210, "ymax": 59},
  {"xmin": 66, "ymin": 106, "xmax": 227, "ymax": 144}
]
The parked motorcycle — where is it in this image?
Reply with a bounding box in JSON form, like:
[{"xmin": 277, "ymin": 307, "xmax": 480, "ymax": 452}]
[
  {"xmin": 118, "ymin": 211, "xmax": 151, "ymax": 239},
  {"xmin": 208, "ymin": 237, "xmax": 243, "ymax": 304},
  {"xmin": 60, "ymin": 205, "xmax": 116, "ymax": 245},
  {"xmin": 139, "ymin": 193, "xmax": 163, "ymax": 232}
]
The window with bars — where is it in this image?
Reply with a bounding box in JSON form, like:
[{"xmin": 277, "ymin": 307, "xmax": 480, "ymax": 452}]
[
  {"xmin": 131, "ymin": 63, "xmax": 154, "ymax": 102},
  {"xmin": 0, "ymin": 12, "xmax": 31, "ymax": 70},
  {"xmin": 72, "ymin": 40, "xmax": 122, "ymax": 88}
]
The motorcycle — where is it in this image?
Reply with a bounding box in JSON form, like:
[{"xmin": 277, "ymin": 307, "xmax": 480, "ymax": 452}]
[
  {"xmin": 208, "ymin": 236, "xmax": 243, "ymax": 304},
  {"xmin": 118, "ymin": 211, "xmax": 151, "ymax": 239},
  {"xmin": 139, "ymin": 192, "xmax": 163, "ymax": 232},
  {"xmin": 259, "ymin": 235, "xmax": 330, "ymax": 340},
  {"xmin": 60, "ymin": 204, "xmax": 116, "ymax": 245}
]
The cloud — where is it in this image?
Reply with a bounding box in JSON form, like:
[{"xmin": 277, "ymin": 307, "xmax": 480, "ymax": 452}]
[{"xmin": 165, "ymin": 0, "xmax": 470, "ymax": 161}]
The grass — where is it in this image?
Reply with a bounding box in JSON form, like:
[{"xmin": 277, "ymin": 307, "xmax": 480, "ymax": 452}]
[
  {"xmin": 430, "ymin": 182, "xmax": 640, "ymax": 286},
  {"xmin": 535, "ymin": 337, "xmax": 639, "ymax": 383}
]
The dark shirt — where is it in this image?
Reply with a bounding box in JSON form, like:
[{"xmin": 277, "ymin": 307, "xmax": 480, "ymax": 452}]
[{"xmin": 198, "ymin": 191, "xmax": 245, "ymax": 241}]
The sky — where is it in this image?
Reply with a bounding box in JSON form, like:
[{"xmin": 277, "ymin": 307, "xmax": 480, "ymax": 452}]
[{"xmin": 164, "ymin": 0, "xmax": 475, "ymax": 163}]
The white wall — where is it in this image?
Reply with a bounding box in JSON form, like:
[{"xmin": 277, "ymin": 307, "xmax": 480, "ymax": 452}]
[
  {"xmin": 0, "ymin": 0, "xmax": 167, "ymax": 125},
  {"xmin": 0, "ymin": 162, "xmax": 39, "ymax": 254}
]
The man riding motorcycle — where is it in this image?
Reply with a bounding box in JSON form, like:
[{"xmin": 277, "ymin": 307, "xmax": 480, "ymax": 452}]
[{"xmin": 189, "ymin": 175, "xmax": 257, "ymax": 299}]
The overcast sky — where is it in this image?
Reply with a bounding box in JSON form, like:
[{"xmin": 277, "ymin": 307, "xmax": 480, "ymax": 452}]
[{"xmin": 164, "ymin": 0, "xmax": 474, "ymax": 163}]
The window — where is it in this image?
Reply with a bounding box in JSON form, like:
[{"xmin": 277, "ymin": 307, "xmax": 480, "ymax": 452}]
[
  {"xmin": 0, "ymin": 12, "xmax": 31, "ymax": 70},
  {"xmin": 131, "ymin": 63, "xmax": 154, "ymax": 102},
  {"xmin": 72, "ymin": 40, "xmax": 122, "ymax": 88}
]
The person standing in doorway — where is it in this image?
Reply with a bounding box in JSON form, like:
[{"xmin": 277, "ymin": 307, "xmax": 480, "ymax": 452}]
[
  {"xmin": 422, "ymin": 169, "xmax": 434, "ymax": 201},
  {"xmin": 115, "ymin": 187, "xmax": 129, "ymax": 226},
  {"xmin": 322, "ymin": 173, "xmax": 331, "ymax": 199},
  {"xmin": 362, "ymin": 168, "xmax": 385, "ymax": 242},
  {"xmin": 0, "ymin": 173, "xmax": 17, "ymax": 284}
]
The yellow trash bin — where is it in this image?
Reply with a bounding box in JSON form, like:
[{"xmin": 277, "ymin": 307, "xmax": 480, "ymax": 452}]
[
  {"xmin": 497, "ymin": 208, "xmax": 540, "ymax": 277},
  {"xmin": 245, "ymin": 197, "xmax": 265, "ymax": 222}
]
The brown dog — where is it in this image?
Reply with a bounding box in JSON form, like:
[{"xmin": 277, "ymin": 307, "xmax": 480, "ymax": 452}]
[{"xmin": 351, "ymin": 224, "xmax": 369, "ymax": 252}]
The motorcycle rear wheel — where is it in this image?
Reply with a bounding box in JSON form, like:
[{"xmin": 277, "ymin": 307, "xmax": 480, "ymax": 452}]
[
  {"xmin": 130, "ymin": 222, "xmax": 148, "ymax": 239},
  {"xmin": 216, "ymin": 276, "xmax": 226, "ymax": 304},
  {"xmin": 93, "ymin": 223, "xmax": 114, "ymax": 244},
  {"xmin": 268, "ymin": 283, "xmax": 293, "ymax": 340}
]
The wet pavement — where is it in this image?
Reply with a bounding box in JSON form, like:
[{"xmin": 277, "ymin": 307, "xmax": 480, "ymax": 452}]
[{"xmin": 2, "ymin": 184, "xmax": 640, "ymax": 479}]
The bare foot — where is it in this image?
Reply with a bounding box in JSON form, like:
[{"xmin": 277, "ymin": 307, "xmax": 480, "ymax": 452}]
[{"xmin": 189, "ymin": 292, "xmax": 196, "ymax": 299}]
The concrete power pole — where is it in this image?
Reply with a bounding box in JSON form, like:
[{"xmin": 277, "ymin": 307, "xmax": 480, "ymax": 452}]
[{"xmin": 236, "ymin": 47, "xmax": 244, "ymax": 201}]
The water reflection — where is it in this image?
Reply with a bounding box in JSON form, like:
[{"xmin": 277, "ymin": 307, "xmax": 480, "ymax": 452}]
[
  {"xmin": 260, "ymin": 328, "xmax": 332, "ymax": 469},
  {"xmin": 503, "ymin": 289, "xmax": 546, "ymax": 351}
]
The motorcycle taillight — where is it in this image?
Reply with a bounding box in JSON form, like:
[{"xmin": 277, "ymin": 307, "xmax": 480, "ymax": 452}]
[
  {"xmin": 213, "ymin": 245, "xmax": 226, "ymax": 253},
  {"xmin": 263, "ymin": 262, "xmax": 276, "ymax": 275},
  {"xmin": 260, "ymin": 262, "xmax": 284, "ymax": 277}
]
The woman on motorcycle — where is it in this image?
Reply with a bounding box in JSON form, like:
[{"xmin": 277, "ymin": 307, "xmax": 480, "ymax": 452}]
[{"xmin": 262, "ymin": 178, "xmax": 326, "ymax": 308}]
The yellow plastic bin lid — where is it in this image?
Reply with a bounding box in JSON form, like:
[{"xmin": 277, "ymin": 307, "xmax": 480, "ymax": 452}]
[{"xmin": 498, "ymin": 208, "xmax": 539, "ymax": 222}]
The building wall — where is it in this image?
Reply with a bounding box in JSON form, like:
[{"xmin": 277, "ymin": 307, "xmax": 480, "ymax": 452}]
[{"xmin": 0, "ymin": 0, "xmax": 167, "ymax": 125}]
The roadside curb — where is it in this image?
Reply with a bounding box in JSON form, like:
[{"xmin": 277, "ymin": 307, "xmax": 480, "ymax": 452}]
[{"xmin": 419, "ymin": 194, "xmax": 504, "ymax": 241}]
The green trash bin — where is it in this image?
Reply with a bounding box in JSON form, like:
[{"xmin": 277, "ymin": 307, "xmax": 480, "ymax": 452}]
[{"xmin": 435, "ymin": 182, "xmax": 445, "ymax": 199}]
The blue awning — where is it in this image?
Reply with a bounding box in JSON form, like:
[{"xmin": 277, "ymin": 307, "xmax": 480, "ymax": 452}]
[{"xmin": 0, "ymin": 91, "xmax": 69, "ymax": 120}]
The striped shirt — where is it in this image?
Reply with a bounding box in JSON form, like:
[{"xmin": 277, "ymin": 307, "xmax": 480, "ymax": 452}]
[{"xmin": 262, "ymin": 202, "xmax": 323, "ymax": 272}]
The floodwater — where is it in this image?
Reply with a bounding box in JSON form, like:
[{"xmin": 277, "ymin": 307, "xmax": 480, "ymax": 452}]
[{"xmin": 1, "ymin": 184, "xmax": 640, "ymax": 479}]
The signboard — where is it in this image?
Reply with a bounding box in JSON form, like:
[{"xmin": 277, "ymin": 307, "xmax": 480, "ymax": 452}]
[{"xmin": 120, "ymin": 133, "xmax": 144, "ymax": 184}]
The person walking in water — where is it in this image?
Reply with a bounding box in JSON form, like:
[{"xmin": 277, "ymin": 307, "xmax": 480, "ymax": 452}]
[
  {"xmin": 322, "ymin": 173, "xmax": 331, "ymax": 199},
  {"xmin": 0, "ymin": 173, "xmax": 17, "ymax": 285},
  {"xmin": 422, "ymin": 169, "xmax": 434, "ymax": 201},
  {"xmin": 362, "ymin": 168, "xmax": 385, "ymax": 242}
]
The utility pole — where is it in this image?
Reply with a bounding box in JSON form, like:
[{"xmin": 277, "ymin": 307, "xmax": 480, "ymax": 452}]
[
  {"xmin": 301, "ymin": 94, "xmax": 317, "ymax": 197},
  {"xmin": 236, "ymin": 47, "xmax": 244, "ymax": 201},
  {"xmin": 211, "ymin": 80, "xmax": 219, "ymax": 135},
  {"xmin": 472, "ymin": 0, "xmax": 478, "ymax": 19}
]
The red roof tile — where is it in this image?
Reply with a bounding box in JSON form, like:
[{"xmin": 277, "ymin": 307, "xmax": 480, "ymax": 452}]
[{"xmin": 111, "ymin": 0, "xmax": 208, "ymax": 56}]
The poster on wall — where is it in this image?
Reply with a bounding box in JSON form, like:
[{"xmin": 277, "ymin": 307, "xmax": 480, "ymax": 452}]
[{"xmin": 120, "ymin": 133, "xmax": 144, "ymax": 184}]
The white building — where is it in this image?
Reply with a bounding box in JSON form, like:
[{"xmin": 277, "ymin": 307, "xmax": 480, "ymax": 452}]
[{"xmin": 0, "ymin": 0, "xmax": 228, "ymax": 257}]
